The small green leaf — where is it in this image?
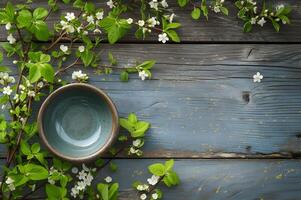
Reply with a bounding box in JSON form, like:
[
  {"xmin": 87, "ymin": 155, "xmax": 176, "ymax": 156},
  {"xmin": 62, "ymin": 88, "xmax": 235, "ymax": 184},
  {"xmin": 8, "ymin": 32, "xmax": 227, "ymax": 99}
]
[
  {"xmin": 0, "ymin": 66, "xmax": 11, "ymax": 72},
  {"xmin": 220, "ymin": 7, "xmax": 229, "ymax": 16},
  {"xmin": 81, "ymin": 50, "xmax": 94, "ymax": 67},
  {"xmin": 120, "ymin": 71, "xmax": 128, "ymax": 82},
  {"xmin": 109, "ymin": 162, "xmax": 118, "ymax": 172},
  {"xmin": 33, "ymin": 7, "xmax": 48, "ymax": 20},
  {"xmin": 128, "ymin": 113, "xmax": 137, "ymax": 124},
  {"xmin": 178, "ymin": 0, "xmax": 189, "ymax": 7},
  {"xmin": 271, "ymin": 19, "xmax": 280, "ymax": 32},
  {"xmin": 243, "ymin": 21, "xmax": 252, "ymax": 32},
  {"xmin": 40, "ymin": 63, "xmax": 54, "ymax": 83},
  {"xmin": 24, "ymin": 164, "xmax": 49, "ymax": 180},
  {"xmin": 17, "ymin": 9, "xmax": 32, "ymax": 28},
  {"xmin": 148, "ymin": 163, "xmax": 166, "ymax": 176},
  {"xmin": 28, "ymin": 64, "xmax": 41, "ymax": 83},
  {"xmin": 31, "ymin": 143, "xmax": 40, "ymax": 154},
  {"xmin": 131, "ymin": 121, "xmax": 150, "ymax": 138},
  {"xmin": 119, "ymin": 118, "xmax": 134, "ymax": 133},
  {"xmin": 20, "ymin": 140, "xmax": 32, "ymax": 156},
  {"xmin": 109, "ymin": 183, "xmax": 119, "ymax": 200},
  {"xmin": 191, "ymin": 7, "xmax": 201, "ymax": 20},
  {"xmin": 166, "ymin": 30, "xmax": 180, "ymax": 43},
  {"xmin": 108, "ymin": 52, "xmax": 117, "ymax": 65},
  {"xmin": 165, "ymin": 159, "xmax": 174, "ymax": 171},
  {"xmin": 97, "ymin": 183, "xmax": 109, "ymax": 200},
  {"xmin": 32, "ymin": 21, "xmax": 50, "ymax": 41}
]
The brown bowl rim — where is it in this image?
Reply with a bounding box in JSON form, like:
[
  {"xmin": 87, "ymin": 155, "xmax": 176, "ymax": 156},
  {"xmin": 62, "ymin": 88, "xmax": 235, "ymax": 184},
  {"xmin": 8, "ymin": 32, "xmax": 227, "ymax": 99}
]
[{"xmin": 37, "ymin": 83, "xmax": 119, "ymax": 163}]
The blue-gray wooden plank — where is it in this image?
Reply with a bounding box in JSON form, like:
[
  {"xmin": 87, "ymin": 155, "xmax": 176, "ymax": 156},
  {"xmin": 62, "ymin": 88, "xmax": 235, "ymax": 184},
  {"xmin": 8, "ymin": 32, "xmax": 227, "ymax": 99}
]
[
  {"xmin": 2, "ymin": 159, "xmax": 301, "ymax": 200},
  {"xmin": 1, "ymin": 44, "xmax": 301, "ymax": 158},
  {"xmin": 0, "ymin": 1, "xmax": 301, "ymax": 42}
]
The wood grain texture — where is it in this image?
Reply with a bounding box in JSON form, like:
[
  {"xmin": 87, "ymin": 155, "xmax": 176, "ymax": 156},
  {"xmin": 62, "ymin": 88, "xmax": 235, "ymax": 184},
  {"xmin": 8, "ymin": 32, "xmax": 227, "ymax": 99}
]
[
  {"xmin": 0, "ymin": 1, "xmax": 301, "ymax": 42},
  {"xmin": 1, "ymin": 159, "xmax": 301, "ymax": 200},
  {"xmin": 1, "ymin": 44, "xmax": 301, "ymax": 158}
]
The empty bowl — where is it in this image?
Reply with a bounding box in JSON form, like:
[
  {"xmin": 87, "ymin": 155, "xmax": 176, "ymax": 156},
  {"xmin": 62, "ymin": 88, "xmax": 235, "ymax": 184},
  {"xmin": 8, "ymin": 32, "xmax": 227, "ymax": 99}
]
[{"xmin": 38, "ymin": 83, "xmax": 119, "ymax": 162}]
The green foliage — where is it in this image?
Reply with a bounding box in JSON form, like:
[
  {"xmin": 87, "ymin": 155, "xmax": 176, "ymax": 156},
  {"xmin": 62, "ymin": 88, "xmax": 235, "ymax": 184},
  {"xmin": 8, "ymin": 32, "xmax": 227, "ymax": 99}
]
[
  {"xmin": 120, "ymin": 113, "xmax": 150, "ymax": 138},
  {"xmin": 26, "ymin": 51, "xmax": 54, "ymax": 83},
  {"xmin": 97, "ymin": 183, "xmax": 119, "ymax": 200},
  {"xmin": 46, "ymin": 184, "xmax": 68, "ymax": 200},
  {"xmin": 149, "ymin": 159, "xmax": 180, "ymax": 187}
]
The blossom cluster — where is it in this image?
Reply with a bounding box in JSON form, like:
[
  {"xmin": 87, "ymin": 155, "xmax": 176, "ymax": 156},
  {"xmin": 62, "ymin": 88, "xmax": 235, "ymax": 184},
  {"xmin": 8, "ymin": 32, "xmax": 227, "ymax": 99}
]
[
  {"xmin": 5, "ymin": 177, "xmax": 15, "ymax": 191},
  {"xmin": 72, "ymin": 70, "xmax": 89, "ymax": 82},
  {"xmin": 129, "ymin": 138, "xmax": 144, "ymax": 156},
  {"xmin": 0, "ymin": 72, "xmax": 15, "ymax": 96},
  {"xmin": 70, "ymin": 164, "xmax": 96, "ymax": 198},
  {"xmin": 135, "ymin": 175, "xmax": 162, "ymax": 200},
  {"xmin": 212, "ymin": 0, "xmax": 226, "ymax": 13}
]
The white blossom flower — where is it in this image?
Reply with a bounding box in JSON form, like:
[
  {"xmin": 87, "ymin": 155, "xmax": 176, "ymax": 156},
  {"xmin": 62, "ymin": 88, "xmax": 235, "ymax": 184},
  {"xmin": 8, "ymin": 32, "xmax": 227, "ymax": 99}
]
[
  {"xmin": 72, "ymin": 167, "xmax": 79, "ymax": 174},
  {"xmin": 152, "ymin": 193, "xmax": 159, "ymax": 200},
  {"xmin": 149, "ymin": 0, "xmax": 159, "ymax": 10},
  {"xmin": 27, "ymin": 90, "xmax": 35, "ymax": 97},
  {"xmin": 78, "ymin": 45, "xmax": 85, "ymax": 53},
  {"xmin": 48, "ymin": 177, "xmax": 55, "ymax": 185},
  {"xmin": 133, "ymin": 139, "xmax": 142, "ymax": 147},
  {"xmin": 31, "ymin": 184, "xmax": 36, "ymax": 192},
  {"xmin": 257, "ymin": 17, "xmax": 266, "ymax": 27},
  {"xmin": 82, "ymin": 163, "xmax": 90, "ymax": 172},
  {"xmin": 140, "ymin": 193, "xmax": 147, "ymax": 200},
  {"xmin": 78, "ymin": 170, "xmax": 87, "ymax": 180},
  {"xmin": 37, "ymin": 81, "xmax": 44, "ymax": 88},
  {"xmin": 96, "ymin": 11, "xmax": 104, "ymax": 20},
  {"xmin": 93, "ymin": 29, "xmax": 102, "ymax": 34},
  {"xmin": 77, "ymin": 181, "xmax": 86, "ymax": 191},
  {"xmin": 87, "ymin": 15, "xmax": 95, "ymax": 24},
  {"xmin": 147, "ymin": 17, "xmax": 157, "ymax": 27},
  {"xmin": 65, "ymin": 12, "xmax": 75, "ymax": 21},
  {"xmin": 214, "ymin": 6, "xmax": 221, "ymax": 13},
  {"xmin": 7, "ymin": 34, "xmax": 16, "ymax": 44},
  {"xmin": 138, "ymin": 20, "xmax": 145, "ymax": 27},
  {"xmin": 138, "ymin": 70, "xmax": 149, "ymax": 81},
  {"xmin": 6, "ymin": 178, "xmax": 15, "ymax": 191},
  {"xmin": 158, "ymin": 33, "xmax": 169, "ymax": 43},
  {"xmin": 71, "ymin": 187, "xmax": 79, "ymax": 198},
  {"xmin": 253, "ymin": 6, "xmax": 257, "ymax": 13},
  {"xmin": 127, "ymin": 18, "xmax": 133, "ymax": 24},
  {"xmin": 1, "ymin": 105, "xmax": 6, "ymax": 110},
  {"xmin": 3, "ymin": 86, "xmax": 12, "ymax": 95},
  {"xmin": 19, "ymin": 84, "xmax": 26, "ymax": 91},
  {"xmin": 169, "ymin": 13, "xmax": 175, "ymax": 23},
  {"xmin": 107, "ymin": 0, "xmax": 115, "ymax": 9},
  {"xmin": 83, "ymin": 30, "xmax": 88, "ymax": 35},
  {"xmin": 147, "ymin": 175, "xmax": 160, "ymax": 185},
  {"xmin": 13, "ymin": 60, "xmax": 18, "ymax": 64},
  {"xmin": 60, "ymin": 45, "xmax": 68, "ymax": 53},
  {"xmin": 84, "ymin": 173, "xmax": 94, "ymax": 186},
  {"xmin": 161, "ymin": 0, "xmax": 168, "ymax": 8},
  {"xmin": 104, "ymin": 176, "xmax": 112, "ymax": 183},
  {"xmin": 253, "ymin": 72, "xmax": 263, "ymax": 83},
  {"xmin": 276, "ymin": 4, "xmax": 284, "ymax": 10},
  {"xmin": 5, "ymin": 22, "xmax": 11, "ymax": 30},
  {"xmin": 8, "ymin": 76, "xmax": 15, "ymax": 83},
  {"xmin": 130, "ymin": 147, "xmax": 138, "ymax": 154}
]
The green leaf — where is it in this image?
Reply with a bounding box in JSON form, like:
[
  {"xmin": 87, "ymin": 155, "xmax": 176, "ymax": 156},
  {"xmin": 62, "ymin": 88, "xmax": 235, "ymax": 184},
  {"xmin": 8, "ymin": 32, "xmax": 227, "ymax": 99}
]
[
  {"xmin": 120, "ymin": 71, "xmax": 128, "ymax": 82},
  {"xmin": 131, "ymin": 121, "xmax": 150, "ymax": 138},
  {"xmin": 201, "ymin": 0, "xmax": 208, "ymax": 20},
  {"xmin": 119, "ymin": 118, "xmax": 134, "ymax": 133},
  {"xmin": 220, "ymin": 7, "xmax": 229, "ymax": 16},
  {"xmin": 128, "ymin": 113, "xmax": 137, "ymax": 124},
  {"xmin": 33, "ymin": 8, "xmax": 48, "ymax": 20},
  {"xmin": 178, "ymin": 0, "xmax": 189, "ymax": 7},
  {"xmin": 32, "ymin": 21, "xmax": 50, "ymax": 41},
  {"xmin": 28, "ymin": 64, "xmax": 41, "ymax": 83},
  {"xmin": 46, "ymin": 184, "xmax": 66, "ymax": 200},
  {"xmin": 166, "ymin": 30, "xmax": 180, "ymax": 43},
  {"xmin": 109, "ymin": 183, "xmax": 119, "ymax": 200},
  {"xmin": 31, "ymin": 143, "xmax": 40, "ymax": 154},
  {"xmin": 166, "ymin": 23, "xmax": 181, "ymax": 30},
  {"xmin": 97, "ymin": 183, "xmax": 109, "ymax": 200},
  {"xmin": 24, "ymin": 164, "xmax": 49, "ymax": 180},
  {"xmin": 109, "ymin": 162, "xmax": 118, "ymax": 172},
  {"xmin": 271, "ymin": 19, "xmax": 280, "ymax": 32},
  {"xmin": 40, "ymin": 63, "xmax": 54, "ymax": 83},
  {"xmin": 17, "ymin": 9, "xmax": 32, "ymax": 28},
  {"xmin": 163, "ymin": 171, "xmax": 180, "ymax": 187},
  {"xmin": 243, "ymin": 21, "xmax": 252, "ymax": 32},
  {"xmin": 0, "ymin": 51, "xmax": 3, "ymax": 63},
  {"xmin": 165, "ymin": 159, "xmax": 174, "ymax": 171},
  {"xmin": 0, "ymin": 66, "xmax": 11, "ymax": 72},
  {"xmin": 20, "ymin": 140, "xmax": 32, "ymax": 156},
  {"xmin": 191, "ymin": 7, "xmax": 201, "ymax": 20},
  {"xmin": 108, "ymin": 52, "xmax": 117, "ymax": 65},
  {"xmin": 136, "ymin": 60, "xmax": 156, "ymax": 70},
  {"xmin": 81, "ymin": 50, "xmax": 94, "ymax": 67},
  {"xmin": 148, "ymin": 163, "xmax": 166, "ymax": 176}
]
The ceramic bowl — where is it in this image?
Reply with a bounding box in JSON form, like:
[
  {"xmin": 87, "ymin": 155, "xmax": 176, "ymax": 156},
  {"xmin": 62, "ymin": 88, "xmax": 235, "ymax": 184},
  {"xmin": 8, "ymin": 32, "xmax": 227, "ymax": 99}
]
[{"xmin": 38, "ymin": 83, "xmax": 119, "ymax": 162}]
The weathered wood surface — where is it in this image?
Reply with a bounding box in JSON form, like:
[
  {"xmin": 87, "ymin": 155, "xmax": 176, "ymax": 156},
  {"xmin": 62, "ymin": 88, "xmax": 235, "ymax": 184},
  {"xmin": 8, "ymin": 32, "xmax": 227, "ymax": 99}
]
[
  {"xmin": 1, "ymin": 1, "xmax": 301, "ymax": 42},
  {"xmin": 1, "ymin": 159, "xmax": 301, "ymax": 200},
  {"xmin": 1, "ymin": 44, "xmax": 301, "ymax": 158}
]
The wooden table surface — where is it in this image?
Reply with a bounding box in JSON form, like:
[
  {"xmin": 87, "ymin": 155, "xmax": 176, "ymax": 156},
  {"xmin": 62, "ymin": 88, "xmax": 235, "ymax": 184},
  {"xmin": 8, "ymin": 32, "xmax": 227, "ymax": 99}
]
[{"xmin": 1, "ymin": 1, "xmax": 301, "ymax": 199}]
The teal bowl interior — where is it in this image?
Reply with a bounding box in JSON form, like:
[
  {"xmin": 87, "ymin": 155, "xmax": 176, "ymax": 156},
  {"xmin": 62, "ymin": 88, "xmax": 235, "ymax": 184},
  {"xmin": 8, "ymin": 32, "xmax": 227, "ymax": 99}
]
[{"xmin": 39, "ymin": 84, "xmax": 118, "ymax": 161}]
